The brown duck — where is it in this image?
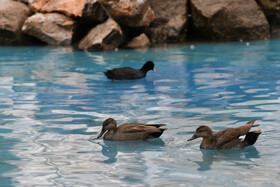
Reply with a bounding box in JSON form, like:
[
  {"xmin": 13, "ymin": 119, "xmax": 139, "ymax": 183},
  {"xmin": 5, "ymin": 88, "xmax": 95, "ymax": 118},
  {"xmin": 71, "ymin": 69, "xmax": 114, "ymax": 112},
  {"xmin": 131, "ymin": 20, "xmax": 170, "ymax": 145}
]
[
  {"xmin": 188, "ymin": 119, "xmax": 262, "ymax": 149},
  {"xmin": 97, "ymin": 118, "xmax": 167, "ymax": 141}
]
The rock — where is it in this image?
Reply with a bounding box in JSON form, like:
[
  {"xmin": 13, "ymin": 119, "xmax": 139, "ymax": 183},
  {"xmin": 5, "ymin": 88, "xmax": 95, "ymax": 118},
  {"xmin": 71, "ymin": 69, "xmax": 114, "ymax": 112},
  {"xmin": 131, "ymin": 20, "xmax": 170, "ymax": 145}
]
[
  {"xmin": 257, "ymin": 0, "xmax": 280, "ymax": 35},
  {"xmin": 70, "ymin": 0, "xmax": 108, "ymax": 44},
  {"xmin": 28, "ymin": 0, "xmax": 49, "ymax": 13},
  {"xmin": 125, "ymin": 33, "xmax": 151, "ymax": 48},
  {"xmin": 78, "ymin": 18, "xmax": 123, "ymax": 51},
  {"xmin": 22, "ymin": 13, "xmax": 75, "ymax": 45},
  {"xmin": 190, "ymin": 0, "xmax": 270, "ymax": 40},
  {"xmin": 15, "ymin": 0, "xmax": 29, "ymax": 4},
  {"xmin": 28, "ymin": 0, "xmax": 86, "ymax": 17},
  {"xmin": 257, "ymin": 0, "xmax": 280, "ymax": 15},
  {"xmin": 146, "ymin": 0, "xmax": 187, "ymax": 44},
  {"xmin": 99, "ymin": 0, "xmax": 155, "ymax": 27},
  {"xmin": 149, "ymin": 0, "xmax": 187, "ymax": 25},
  {"xmin": 82, "ymin": 0, "xmax": 108, "ymax": 22},
  {"xmin": 28, "ymin": 0, "xmax": 108, "ymax": 20},
  {"xmin": 0, "ymin": 0, "xmax": 31, "ymax": 44}
]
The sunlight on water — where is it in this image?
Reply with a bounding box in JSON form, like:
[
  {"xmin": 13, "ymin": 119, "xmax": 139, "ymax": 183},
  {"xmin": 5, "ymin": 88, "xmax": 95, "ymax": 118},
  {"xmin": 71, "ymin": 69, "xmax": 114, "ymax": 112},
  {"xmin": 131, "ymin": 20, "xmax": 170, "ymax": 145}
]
[{"xmin": 0, "ymin": 39, "xmax": 280, "ymax": 186}]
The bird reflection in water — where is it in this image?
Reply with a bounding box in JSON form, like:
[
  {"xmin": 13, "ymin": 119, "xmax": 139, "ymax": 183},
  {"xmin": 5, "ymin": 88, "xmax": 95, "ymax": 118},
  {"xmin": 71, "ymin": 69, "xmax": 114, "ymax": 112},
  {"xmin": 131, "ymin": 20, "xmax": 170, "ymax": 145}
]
[
  {"xmin": 193, "ymin": 146, "xmax": 260, "ymax": 171},
  {"xmin": 91, "ymin": 138, "xmax": 165, "ymax": 164}
]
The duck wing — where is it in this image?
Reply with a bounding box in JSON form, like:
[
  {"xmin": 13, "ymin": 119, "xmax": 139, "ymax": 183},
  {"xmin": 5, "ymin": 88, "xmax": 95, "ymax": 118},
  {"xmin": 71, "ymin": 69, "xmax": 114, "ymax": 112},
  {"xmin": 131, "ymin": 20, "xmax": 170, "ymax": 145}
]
[
  {"xmin": 218, "ymin": 129, "xmax": 262, "ymax": 149},
  {"xmin": 115, "ymin": 123, "xmax": 167, "ymax": 140},
  {"xmin": 236, "ymin": 119, "xmax": 258, "ymax": 135},
  {"xmin": 214, "ymin": 128, "xmax": 242, "ymax": 147},
  {"xmin": 119, "ymin": 123, "xmax": 166, "ymax": 133},
  {"xmin": 214, "ymin": 119, "xmax": 258, "ymax": 147}
]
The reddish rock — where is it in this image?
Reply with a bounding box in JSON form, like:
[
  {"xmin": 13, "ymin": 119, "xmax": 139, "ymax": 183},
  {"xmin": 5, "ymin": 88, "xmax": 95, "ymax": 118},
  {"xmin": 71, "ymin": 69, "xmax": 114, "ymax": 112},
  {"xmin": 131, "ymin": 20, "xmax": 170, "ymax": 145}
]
[
  {"xmin": 125, "ymin": 33, "xmax": 151, "ymax": 48},
  {"xmin": 190, "ymin": 0, "xmax": 270, "ymax": 40},
  {"xmin": 28, "ymin": 0, "xmax": 48, "ymax": 13},
  {"xmin": 78, "ymin": 18, "xmax": 123, "ymax": 51},
  {"xmin": 99, "ymin": 0, "xmax": 155, "ymax": 27},
  {"xmin": 28, "ymin": 0, "xmax": 107, "ymax": 20},
  {"xmin": 28, "ymin": 0, "xmax": 86, "ymax": 17},
  {"xmin": 0, "ymin": 0, "xmax": 31, "ymax": 44},
  {"xmin": 146, "ymin": 0, "xmax": 187, "ymax": 44},
  {"xmin": 22, "ymin": 13, "xmax": 75, "ymax": 45}
]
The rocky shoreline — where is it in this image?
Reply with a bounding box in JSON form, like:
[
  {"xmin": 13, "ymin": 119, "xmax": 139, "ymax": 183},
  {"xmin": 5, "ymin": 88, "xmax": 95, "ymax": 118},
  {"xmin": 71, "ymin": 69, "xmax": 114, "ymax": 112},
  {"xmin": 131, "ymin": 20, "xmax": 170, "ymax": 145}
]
[{"xmin": 0, "ymin": 0, "xmax": 279, "ymax": 51}]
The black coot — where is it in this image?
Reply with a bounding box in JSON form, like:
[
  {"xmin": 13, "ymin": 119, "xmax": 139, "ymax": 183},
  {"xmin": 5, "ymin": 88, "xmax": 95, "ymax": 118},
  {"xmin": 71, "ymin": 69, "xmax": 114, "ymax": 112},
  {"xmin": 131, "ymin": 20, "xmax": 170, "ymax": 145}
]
[{"xmin": 103, "ymin": 61, "xmax": 155, "ymax": 80}]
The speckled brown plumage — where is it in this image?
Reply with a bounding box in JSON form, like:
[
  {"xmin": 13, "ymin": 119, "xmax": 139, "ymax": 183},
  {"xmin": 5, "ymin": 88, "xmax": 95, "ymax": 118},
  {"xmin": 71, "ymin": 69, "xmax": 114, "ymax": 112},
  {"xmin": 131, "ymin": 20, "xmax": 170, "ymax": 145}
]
[
  {"xmin": 97, "ymin": 118, "xmax": 167, "ymax": 141},
  {"xmin": 188, "ymin": 119, "xmax": 262, "ymax": 149}
]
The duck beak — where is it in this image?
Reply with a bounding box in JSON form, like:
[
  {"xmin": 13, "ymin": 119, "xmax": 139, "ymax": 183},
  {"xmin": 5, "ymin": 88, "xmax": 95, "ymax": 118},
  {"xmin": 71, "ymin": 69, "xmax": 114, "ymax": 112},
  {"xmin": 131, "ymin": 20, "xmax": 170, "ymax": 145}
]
[
  {"xmin": 188, "ymin": 134, "xmax": 198, "ymax": 141},
  {"xmin": 153, "ymin": 68, "xmax": 156, "ymax": 72},
  {"xmin": 97, "ymin": 128, "xmax": 106, "ymax": 139}
]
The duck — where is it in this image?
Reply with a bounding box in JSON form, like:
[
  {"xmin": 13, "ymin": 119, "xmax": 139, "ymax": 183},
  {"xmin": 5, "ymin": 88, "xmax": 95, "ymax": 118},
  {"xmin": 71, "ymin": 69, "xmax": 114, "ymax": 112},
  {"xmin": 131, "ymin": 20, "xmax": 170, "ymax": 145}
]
[
  {"xmin": 97, "ymin": 118, "xmax": 167, "ymax": 141},
  {"xmin": 188, "ymin": 119, "xmax": 262, "ymax": 149},
  {"xmin": 103, "ymin": 61, "xmax": 155, "ymax": 80}
]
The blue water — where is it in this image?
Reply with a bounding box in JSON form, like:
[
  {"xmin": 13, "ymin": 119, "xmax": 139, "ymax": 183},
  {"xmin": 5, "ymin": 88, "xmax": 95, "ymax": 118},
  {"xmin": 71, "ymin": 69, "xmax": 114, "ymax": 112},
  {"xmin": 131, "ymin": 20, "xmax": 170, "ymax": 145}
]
[{"xmin": 0, "ymin": 39, "xmax": 280, "ymax": 186}]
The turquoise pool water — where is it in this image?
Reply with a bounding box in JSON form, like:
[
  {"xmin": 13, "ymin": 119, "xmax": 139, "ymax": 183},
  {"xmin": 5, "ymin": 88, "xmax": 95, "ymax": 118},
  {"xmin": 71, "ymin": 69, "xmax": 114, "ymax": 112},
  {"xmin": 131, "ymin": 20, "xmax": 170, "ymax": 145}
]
[{"xmin": 0, "ymin": 39, "xmax": 280, "ymax": 186}]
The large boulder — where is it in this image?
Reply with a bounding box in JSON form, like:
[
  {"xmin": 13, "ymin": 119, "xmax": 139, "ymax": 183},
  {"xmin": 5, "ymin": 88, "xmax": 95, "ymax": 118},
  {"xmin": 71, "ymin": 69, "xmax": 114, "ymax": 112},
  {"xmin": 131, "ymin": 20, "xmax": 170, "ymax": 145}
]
[
  {"xmin": 146, "ymin": 0, "xmax": 187, "ymax": 44},
  {"xmin": 0, "ymin": 0, "xmax": 31, "ymax": 44},
  {"xmin": 190, "ymin": 0, "xmax": 270, "ymax": 40},
  {"xmin": 78, "ymin": 18, "xmax": 123, "ymax": 51},
  {"xmin": 28, "ymin": 0, "xmax": 107, "ymax": 20},
  {"xmin": 22, "ymin": 13, "xmax": 75, "ymax": 46},
  {"xmin": 98, "ymin": 0, "xmax": 155, "ymax": 27}
]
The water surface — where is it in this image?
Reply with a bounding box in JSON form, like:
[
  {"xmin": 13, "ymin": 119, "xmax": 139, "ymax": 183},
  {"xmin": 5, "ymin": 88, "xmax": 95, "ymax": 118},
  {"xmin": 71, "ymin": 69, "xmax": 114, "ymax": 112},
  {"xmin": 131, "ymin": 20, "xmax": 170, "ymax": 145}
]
[{"xmin": 0, "ymin": 39, "xmax": 280, "ymax": 186}]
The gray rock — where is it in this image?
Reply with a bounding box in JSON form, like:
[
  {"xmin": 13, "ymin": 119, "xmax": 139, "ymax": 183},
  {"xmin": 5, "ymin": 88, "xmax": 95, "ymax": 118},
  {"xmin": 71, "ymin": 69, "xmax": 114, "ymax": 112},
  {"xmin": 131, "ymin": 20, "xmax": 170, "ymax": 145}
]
[
  {"xmin": 146, "ymin": 0, "xmax": 187, "ymax": 44},
  {"xmin": 125, "ymin": 33, "xmax": 151, "ymax": 48},
  {"xmin": 78, "ymin": 18, "xmax": 123, "ymax": 51},
  {"xmin": 190, "ymin": 0, "xmax": 270, "ymax": 40},
  {"xmin": 22, "ymin": 13, "xmax": 75, "ymax": 46},
  {"xmin": 0, "ymin": 0, "xmax": 31, "ymax": 44}
]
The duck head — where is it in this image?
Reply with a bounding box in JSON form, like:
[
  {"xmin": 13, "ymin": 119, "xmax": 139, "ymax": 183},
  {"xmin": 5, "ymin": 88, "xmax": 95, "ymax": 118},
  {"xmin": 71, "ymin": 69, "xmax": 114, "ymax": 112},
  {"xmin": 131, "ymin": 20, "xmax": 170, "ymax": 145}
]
[
  {"xmin": 141, "ymin": 61, "xmax": 155, "ymax": 72},
  {"xmin": 188, "ymin": 126, "xmax": 213, "ymax": 141},
  {"xmin": 97, "ymin": 118, "xmax": 117, "ymax": 139}
]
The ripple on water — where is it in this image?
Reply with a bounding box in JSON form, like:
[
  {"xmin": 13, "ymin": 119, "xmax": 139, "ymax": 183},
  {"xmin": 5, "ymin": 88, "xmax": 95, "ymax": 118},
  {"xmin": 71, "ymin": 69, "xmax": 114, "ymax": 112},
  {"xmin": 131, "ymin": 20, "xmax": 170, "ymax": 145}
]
[{"xmin": 1, "ymin": 40, "xmax": 280, "ymax": 186}]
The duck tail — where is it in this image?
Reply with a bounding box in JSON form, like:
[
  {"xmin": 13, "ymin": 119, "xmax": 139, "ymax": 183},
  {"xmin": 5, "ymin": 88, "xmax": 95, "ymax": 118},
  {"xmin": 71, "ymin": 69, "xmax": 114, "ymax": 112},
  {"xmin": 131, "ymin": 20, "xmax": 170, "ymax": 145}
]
[
  {"xmin": 150, "ymin": 128, "xmax": 167, "ymax": 138},
  {"xmin": 252, "ymin": 124, "xmax": 260, "ymax": 127},
  {"xmin": 147, "ymin": 124, "xmax": 167, "ymax": 128},
  {"xmin": 240, "ymin": 129, "xmax": 262, "ymax": 149},
  {"xmin": 246, "ymin": 119, "xmax": 256, "ymax": 125}
]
